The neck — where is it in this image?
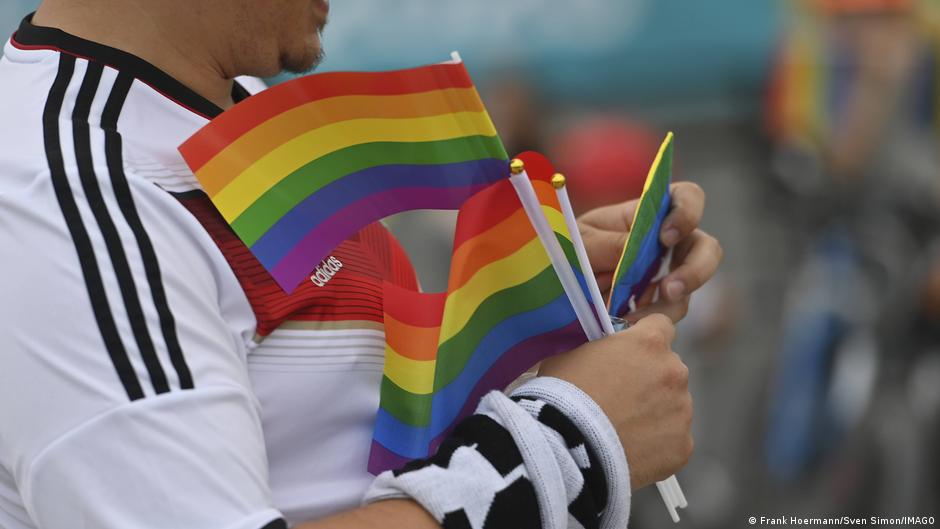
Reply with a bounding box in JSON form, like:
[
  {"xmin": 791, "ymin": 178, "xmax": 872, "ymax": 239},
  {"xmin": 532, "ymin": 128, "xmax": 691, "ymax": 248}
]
[{"xmin": 32, "ymin": 0, "xmax": 235, "ymax": 110}]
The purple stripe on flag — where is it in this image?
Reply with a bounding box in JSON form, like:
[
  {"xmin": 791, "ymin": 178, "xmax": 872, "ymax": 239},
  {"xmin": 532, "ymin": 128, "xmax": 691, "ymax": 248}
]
[
  {"xmin": 372, "ymin": 294, "xmax": 579, "ymax": 454},
  {"xmin": 368, "ymin": 440, "xmax": 414, "ymax": 475},
  {"xmin": 250, "ymin": 159, "xmax": 507, "ymax": 267},
  {"xmin": 427, "ymin": 319, "xmax": 585, "ymax": 453},
  {"xmin": 368, "ymin": 319, "xmax": 585, "ymax": 473},
  {"xmin": 270, "ymin": 184, "xmax": 488, "ymax": 292}
]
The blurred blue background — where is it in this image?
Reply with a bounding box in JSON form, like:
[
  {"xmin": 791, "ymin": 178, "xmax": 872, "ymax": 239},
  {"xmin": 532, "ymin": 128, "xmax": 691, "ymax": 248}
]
[
  {"xmin": 2, "ymin": 0, "xmax": 780, "ymax": 116},
  {"xmin": 278, "ymin": 0, "xmax": 780, "ymax": 117}
]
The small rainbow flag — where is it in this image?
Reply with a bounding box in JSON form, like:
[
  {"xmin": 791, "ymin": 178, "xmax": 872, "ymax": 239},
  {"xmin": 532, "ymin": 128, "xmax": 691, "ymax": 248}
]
[
  {"xmin": 179, "ymin": 59, "xmax": 508, "ymax": 292},
  {"xmin": 607, "ymin": 132, "xmax": 674, "ymax": 317},
  {"xmin": 766, "ymin": 18, "xmax": 830, "ymax": 144},
  {"xmin": 369, "ymin": 151, "xmax": 591, "ymax": 473}
]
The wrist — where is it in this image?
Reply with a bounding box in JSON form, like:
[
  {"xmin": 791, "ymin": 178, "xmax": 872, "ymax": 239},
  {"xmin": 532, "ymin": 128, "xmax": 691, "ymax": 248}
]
[{"xmin": 510, "ymin": 376, "xmax": 631, "ymax": 529}]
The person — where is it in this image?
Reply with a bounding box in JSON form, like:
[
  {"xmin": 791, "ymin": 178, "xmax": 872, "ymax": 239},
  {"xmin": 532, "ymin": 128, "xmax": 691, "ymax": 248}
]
[
  {"xmin": 551, "ymin": 116, "xmax": 660, "ymax": 214},
  {"xmin": 0, "ymin": 1, "xmax": 723, "ymax": 528}
]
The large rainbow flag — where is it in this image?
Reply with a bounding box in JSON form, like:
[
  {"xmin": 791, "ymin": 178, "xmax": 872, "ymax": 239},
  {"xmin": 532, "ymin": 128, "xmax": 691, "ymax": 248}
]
[
  {"xmin": 370, "ymin": 151, "xmax": 592, "ymax": 473},
  {"xmin": 179, "ymin": 59, "xmax": 508, "ymax": 292},
  {"xmin": 607, "ymin": 133, "xmax": 674, "ymax": 317}
]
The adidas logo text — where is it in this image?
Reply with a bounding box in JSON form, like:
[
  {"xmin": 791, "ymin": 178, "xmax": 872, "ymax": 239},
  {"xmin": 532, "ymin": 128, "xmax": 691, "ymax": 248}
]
[{"xmin": 310, "ymin": 256, "xmax": 343, "ymax": 287}]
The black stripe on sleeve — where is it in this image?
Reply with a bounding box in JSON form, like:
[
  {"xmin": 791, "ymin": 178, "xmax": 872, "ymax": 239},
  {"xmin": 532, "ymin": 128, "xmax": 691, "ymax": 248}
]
[
  {"xmin": 531, "ymin": 403, "xmax": 608, "ymax": 513},
  {"xmin": 43, "ymin": 55, "xmax": 145, "ymax": 401},
  {"xmin": 71, "ymin": 62, "xmax": 171, "ymax": 396},
  {"xmin": 259, "ymin": 519, "xmax": 288, "ymax": 529},
  {"xmin": 484, "ymin": 477, "xmax": 542, "ymax": 529},
  {"xmin": 512, "ymin": 397, "xmax": 608, "ymax": 529},
  {"xmin": 100, "ymin": 72, "xmax": 194, "ymax": 390},
  {"xmin": 232, "ymin": 80, "xmax": 251, "ymax": 103}
]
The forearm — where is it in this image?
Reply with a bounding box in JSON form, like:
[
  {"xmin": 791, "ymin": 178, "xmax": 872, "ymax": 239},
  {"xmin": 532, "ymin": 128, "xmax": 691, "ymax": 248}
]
[{"xmin": 294, "ymin": 500, "xmax": 439, "ymax": 529}]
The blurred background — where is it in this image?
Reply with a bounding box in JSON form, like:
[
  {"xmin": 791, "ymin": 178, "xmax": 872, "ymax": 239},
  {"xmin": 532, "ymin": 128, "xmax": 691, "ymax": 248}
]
[{"xmin": 4, "ymin": 0, "xmax": 939, "ymax": 525}]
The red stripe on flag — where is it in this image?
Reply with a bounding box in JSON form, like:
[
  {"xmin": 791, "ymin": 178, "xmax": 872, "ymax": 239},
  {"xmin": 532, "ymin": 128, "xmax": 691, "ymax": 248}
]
[
  {"xmin": 450, "ymin": 151, "xmax": 558, "ymax": 252},
  {"xmin": 179, "ymin": 62, "xmax": 474, "ymax": 172},
  {"xmin": 383, "ymin": 281, "xmax": 447, "ymax": 328}
]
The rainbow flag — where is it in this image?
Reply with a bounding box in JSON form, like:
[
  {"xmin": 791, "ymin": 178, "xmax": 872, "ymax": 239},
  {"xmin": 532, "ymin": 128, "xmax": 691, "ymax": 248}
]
[
  {"xmin": 767, "ymin": 19, "xmax": 830, "ymax": 143},
  {"xmin": 607, "ymin": 133, "xmax": 674, "ymax": 317},
  {"xmin": 178, "ymin": 59, "xmax": 508, "ymax": 292},
  {"xmin": 369, "ymin": 151, "xmax": 591, "ymax": 473}
]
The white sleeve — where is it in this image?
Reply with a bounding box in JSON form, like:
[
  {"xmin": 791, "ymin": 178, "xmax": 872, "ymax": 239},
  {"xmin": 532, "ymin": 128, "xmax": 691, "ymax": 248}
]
[{"xmin": 0, "ymin": 164, "xmax": 283, "ymax": 529}]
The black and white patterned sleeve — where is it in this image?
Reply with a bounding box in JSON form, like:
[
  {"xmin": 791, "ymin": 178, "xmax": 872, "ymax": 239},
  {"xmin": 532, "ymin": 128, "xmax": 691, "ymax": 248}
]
[{"xmin": 363, "ymin": 377, "xmax": 631, "ymax": 529}]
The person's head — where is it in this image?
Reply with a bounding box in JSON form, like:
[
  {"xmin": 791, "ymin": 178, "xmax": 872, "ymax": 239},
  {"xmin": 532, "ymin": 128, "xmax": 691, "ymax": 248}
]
[
  {"xmin": 214, "ymin": 0, "xmax": 330, "ymax": 76},
  {"xmin": 36, "ymin": 0, "xmax": 329, "ymax": 78}
]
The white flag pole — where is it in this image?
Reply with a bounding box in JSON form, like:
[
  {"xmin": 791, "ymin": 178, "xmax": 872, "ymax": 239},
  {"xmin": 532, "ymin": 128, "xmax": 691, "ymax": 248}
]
[
  {"xmin": 509, "ymin": 159, "xmax": 604, "ymax": 341},
  {"xmin": 656, "ymin": 481, "xmax": 681, "ymax": 522},
  {"xmin": 667, "ymin": 474, "xmax": 688, "ymax": 508},
  {"xmin": 551, "ymin": 173, "xmax": 616, "ymax": 336}
]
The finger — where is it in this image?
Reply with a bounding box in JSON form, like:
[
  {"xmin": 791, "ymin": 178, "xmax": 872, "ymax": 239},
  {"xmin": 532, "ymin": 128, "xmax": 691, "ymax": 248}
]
[
  {"xmin": 595, "ymin": 271, "xmax": 613, "ymax": 295},
  {"xmin": 635, "ymin": 281, "xmax": 658, "ymax": 308},
  {"xmin": 661, "ymin": 229, "xmax": 722, "ymax": 302},
  {"xmin": 626, "ymin": 296, "xmax": 691, "ymax": 324},
  {"xmin": 661, "ymin": 182, "xmax": 705, "ymax": 247},
  {"xmin": 577, "ymin": 199, "xmax": 639, "ymax": 233},
  {"xmin": 628, "ymin": 312, "xmax": 676, "ymax": 346},
  {"xmin": 582, "ymin": 228, "xmax": 627, "ymax": 275}
]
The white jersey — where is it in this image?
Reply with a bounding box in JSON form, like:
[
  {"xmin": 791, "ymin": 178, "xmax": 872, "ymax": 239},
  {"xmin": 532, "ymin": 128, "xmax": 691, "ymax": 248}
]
[{"xmin": 0, "ymin": 16, "xmax": 419, "ymax": 529}]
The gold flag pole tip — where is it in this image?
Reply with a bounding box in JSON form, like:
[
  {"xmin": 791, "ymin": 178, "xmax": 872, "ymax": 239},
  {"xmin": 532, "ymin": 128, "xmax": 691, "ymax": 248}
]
[
  {"xmin": 510, "ymin": 158, "xmax": 525, "ymax": 175},
  {"xmin": 551, "ymin": 173, "xmax": 566, "ymax": 189}
]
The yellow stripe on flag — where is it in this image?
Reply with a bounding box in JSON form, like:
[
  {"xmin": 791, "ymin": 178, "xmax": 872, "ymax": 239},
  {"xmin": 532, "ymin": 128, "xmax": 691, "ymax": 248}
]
[
  {"xmin": 383, "ymin": 344, "xmax": 437, "ymax": 395},
  {"xmin": 207, "ymin": 110, "xmax": 499, "ymax": 222},
  {"xmin": 196, "ymin": 88, "xmax": 487, "ymax": 195},
  {"xmin": 437, "ymin": 205, "xmax": 569, "ymax": 344}
]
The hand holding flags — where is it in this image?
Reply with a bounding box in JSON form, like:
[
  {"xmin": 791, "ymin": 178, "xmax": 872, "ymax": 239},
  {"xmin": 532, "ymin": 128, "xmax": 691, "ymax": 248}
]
[{"xmin": 550, "ymin": 133, "xmax": 687, "ymax": 522}]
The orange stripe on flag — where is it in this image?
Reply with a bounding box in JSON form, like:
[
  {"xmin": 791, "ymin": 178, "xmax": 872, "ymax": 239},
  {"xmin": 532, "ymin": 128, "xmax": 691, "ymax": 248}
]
[
  {"xmin": 451, "ymin": 178, "xmax": 559, "ymax": 251},
  {"xmin": 383, "ymin": 313, "xmax": 441, "ymax": 362},
  {"xmin": 446, "ymin": 208, "xmax": 535, "ymax": 292},
  {"xmin": 179, "ymin": 62, "xmax": 474, "ymax": 172},
  {"xmin": 195, "ymin": 88, "xmax": 487, "ymax": 196}
]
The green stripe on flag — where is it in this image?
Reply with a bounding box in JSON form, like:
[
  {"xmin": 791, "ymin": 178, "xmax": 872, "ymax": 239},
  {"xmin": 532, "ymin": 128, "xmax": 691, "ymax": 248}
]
[
  {"xmin": 380, "ymin": 375, "xmax": 434, "ymax": 427},
  {"xmin": 433, "ymin": 265, "xmax": 562, "ymax": 391},
  {"xmin": 613, "ymin": 140, "xmax": 672, "ymax": 284},
  {"xmin": 233, "ymin": 134, "xmax": 507, "ymax": 245}
]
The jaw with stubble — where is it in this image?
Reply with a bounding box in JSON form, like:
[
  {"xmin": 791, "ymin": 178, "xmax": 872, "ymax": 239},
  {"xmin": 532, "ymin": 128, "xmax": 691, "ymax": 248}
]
[
  {"xmin": 279, "ymin": 23, "xmax": 326, "ymax": 74},
  {"xmin": 227, "ymin": 0, "xmax": 328, "ymax": 77},
  {"xmin": 275, "ymin": 0, "xmax": 329, "ymax": 74}
]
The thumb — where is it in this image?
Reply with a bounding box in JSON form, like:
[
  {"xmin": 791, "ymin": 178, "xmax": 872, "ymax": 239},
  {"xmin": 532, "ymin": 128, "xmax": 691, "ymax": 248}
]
[
  {"xmin": 583, "ymin": 228, "xmax": 628, "ymax": 275},
  {"xmin": 624, "ymin": 313, "xmax": 676, "ymax": 348}
]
